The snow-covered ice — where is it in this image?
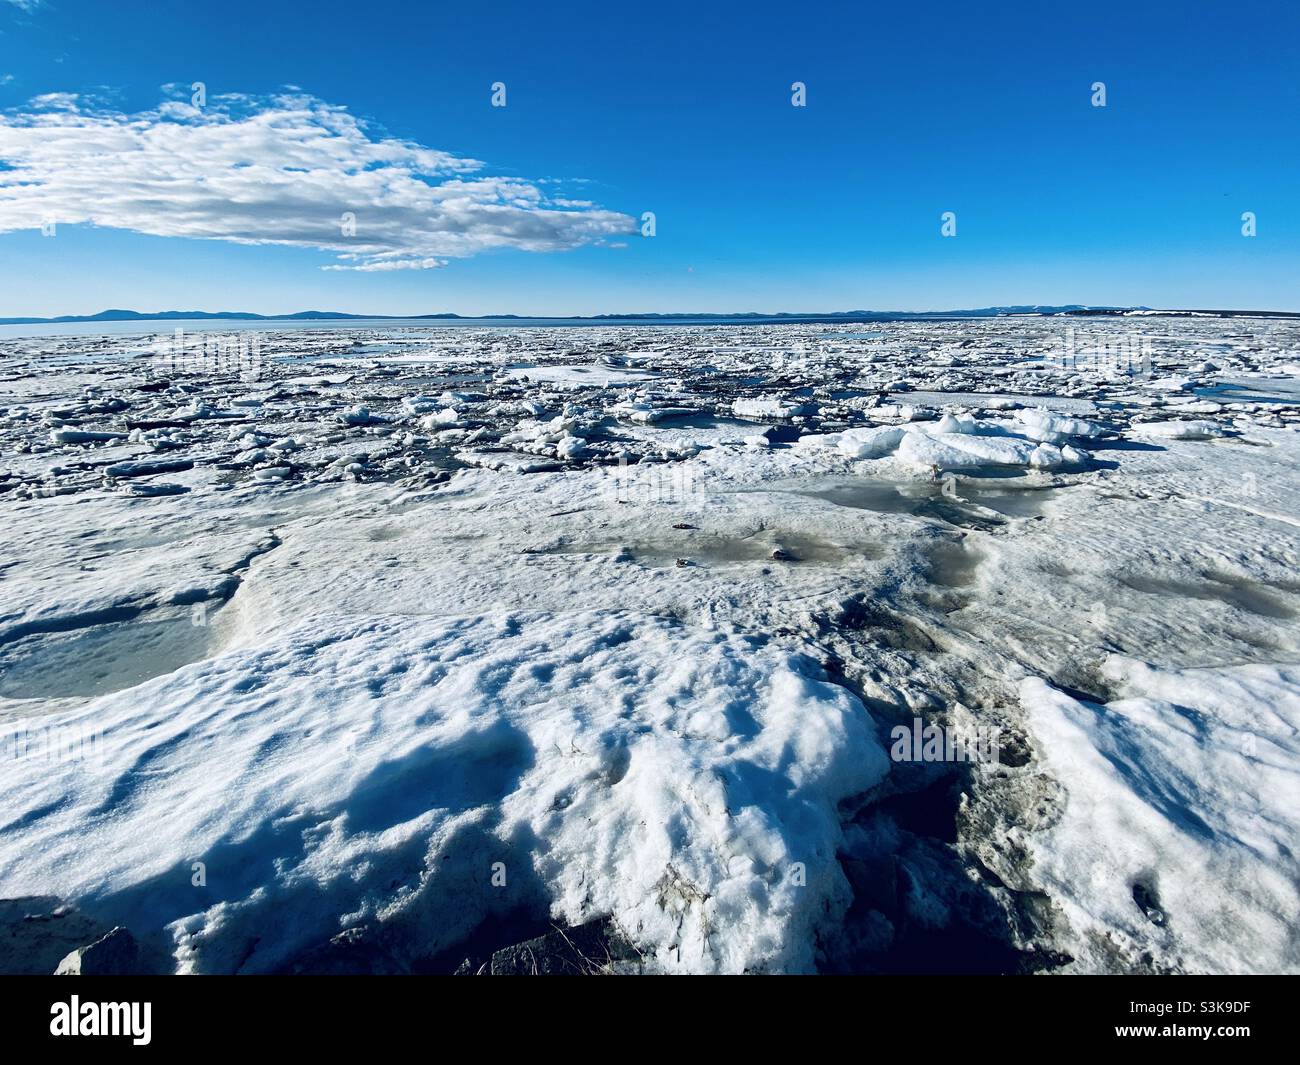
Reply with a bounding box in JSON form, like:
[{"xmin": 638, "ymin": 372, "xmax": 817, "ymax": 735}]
[
  {"xmin": 0, "ymin": 611, "xmax": 887, "ymax": 973},
  {"xmin": 1021, "ymin": 659, "xmax": 1300, "ymax": 974},
  {"xmin": 1, "ymin": 313, "xmax": 1298, "ymax": 974}
]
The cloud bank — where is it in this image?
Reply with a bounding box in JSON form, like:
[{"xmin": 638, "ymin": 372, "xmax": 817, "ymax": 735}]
[{"xmin": 0, "ymin": 92, "xmax": 635, "ymax": 270}]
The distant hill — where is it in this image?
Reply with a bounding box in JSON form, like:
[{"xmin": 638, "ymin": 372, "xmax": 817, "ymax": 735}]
[{"xmin": 2, "ymin": 305, "xmax": 1298, "ymax": 326}]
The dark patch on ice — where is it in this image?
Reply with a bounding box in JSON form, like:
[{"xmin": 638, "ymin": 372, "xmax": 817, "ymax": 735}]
[
  {"xmin": 822, "ymin": 596, "xmax": 941, "ymax": 655},
  {"xmin": 0, "ymin": 609, "xmax": 222, "ymax": 700},
  {"xmin": 1132, "ymin": 881, "xmax": 1167, "ymax": 926},
  {"xmin": 1086, "ymin": 437, "xmax": 1164, "ymax": 453},
  {"xmin": 871, "ymin": 774, "xmax": 960, "ymax": 843},
  {"xmin": 0, "ymin": 897, "xmax": 150, "ymax": 976},
  {"xmin": 918, "ymin": 540, "xmax": 983, "ymax": 612},
  {"xmin": 996, "ymin": 728, "xmax": 1033, "ymax": 768},
  {"xmin": 0, "ymin": 798, "xmax": 71, "ymax": 835},
  {"xmin": 797, "ymin": 478, "xmax": 1068, "ymax": 531},
  {"xmin": 0, "ymin": 603, "xmax": 146, "ymax": 646},
  {"xmin": 434, "ymin": 915, "xmax": 639, "ymax": 976},
  {"xmin": 478, "ymin": 917, "xmax": 637, "ymax": 974},
  {"xmin": 1197, "ymin": 380, "xmax": 1300, "ymax": 405},
  {"xmin": 1121, "ymin": 572, "xmax": 1296, "ymax": 620},
  {"xmin": 346, "ymin": 721, "xmax": 533, "ymax": 834},
  {"xmin": 541, "ymin": 532, "xmax": 882, "ymax": 568},
  {"xmin": 833, "ymin": 810, "xmax": 1065, "ymax": 974},
  {"xmin": 1050, "ymin": 682, "xmax": 1108, "ymax": 705}
]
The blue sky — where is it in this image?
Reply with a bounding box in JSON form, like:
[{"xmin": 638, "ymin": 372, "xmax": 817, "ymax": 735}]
[{"xmin": 1, "ymin": 0, "xmax": 1297, "ymax": 316}]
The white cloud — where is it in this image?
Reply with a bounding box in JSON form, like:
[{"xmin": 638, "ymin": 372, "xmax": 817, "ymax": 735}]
[
  {"xmin": 0, "ymin": 92, "xmax": 635, "ymax": 270},
  {"xmin": 322, "ymin": 257, "xmax": 447, "ymax": 273},
  {"xmin": 26, "ymin": 91, "xmax": 79, "ymax": 110}
]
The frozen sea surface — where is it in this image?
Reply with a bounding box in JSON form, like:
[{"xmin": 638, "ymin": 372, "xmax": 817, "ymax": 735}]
[{"xmin": 1, "ymin": 315, "xmax": 1297, "ymax": 973}]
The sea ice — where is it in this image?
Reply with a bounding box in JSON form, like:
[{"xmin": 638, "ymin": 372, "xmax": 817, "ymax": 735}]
[
  {"xmin": 1020, "ymin": 659, "xmax": 1300, "ymax": 973},
  {"xmin": 1130, "ymin": 419, "xmax": 1230, "ymax": 441},
  {"xmin": 0, "ymin": 611, "xmax": 889, "ymax": 974},
  {"xmin": 1, "ymin": 313, "xmax": 1297, "ymax": 975}
]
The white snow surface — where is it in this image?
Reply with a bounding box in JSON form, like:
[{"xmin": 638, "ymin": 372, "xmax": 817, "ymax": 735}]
[
  {"xmin": 1021, "ymin": 658, "xmax": 1300, "ymax": 974},
  {"xmin": 5, "ymin": 315, "xmax": 1300, "ymax": 976},
  {"xmin": 0, "ymin": 610, "xmax": 888, "ymax": 974}
]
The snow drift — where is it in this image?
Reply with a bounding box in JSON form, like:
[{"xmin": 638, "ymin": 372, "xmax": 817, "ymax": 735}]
[
  {"xmin": 1021, "ymin": 658, "xmax": 1300, "ymax": 974},
  {"xmin": 0, "ymin": 610, "xmax": 890, "ymax": 974}
]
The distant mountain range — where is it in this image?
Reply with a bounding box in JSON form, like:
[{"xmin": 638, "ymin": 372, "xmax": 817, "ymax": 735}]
[{"xmin": 2, "ymin": 305, "xmax": 1298, "ymax": 326}]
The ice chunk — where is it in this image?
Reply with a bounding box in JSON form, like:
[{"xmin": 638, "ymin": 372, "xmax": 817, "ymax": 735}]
[
  {"xmin": 835, "ymin": 425, "xmax": 907, "ymax": 459},
  {"xmin": 555, "ymin": 435, "xmax": 588, "ymax": 460},
  {"xmin": 401, "ymin": 395, "xmax": 443, "ymax": 415},
  {"xmin": 1020, "ymin": 660, "xmax": 1300, "ymax": 973},
  {"xmin": 896, "ymin": 430, "xmax": 1043, "ymax": 471},
  {"xmin": 103, "ymin": 458, "xmax": 194, "ymax": 478},
  {"xmin": 50, "ymin": 428, "xmax": 126, "ymax": 445},
  {"xmin": 874, "ymin": 404, "xmax": 935, "ymax": 422},
  {"xmin": 1027, "ymin": 442, "xmax": 1065, "ymax": 468},
  {"xmin": 733, "ymin": 397, "xmax": 807, "ymax": 420},
  {"xmin": 172, "ymin": 401, "xmax": 241, "ymax": 422},
  {"xmin": 610, "ymin": 400, "xmax": 695, "ymax": 424},
  {"xmin": 1131, "ymin": 419, "xmax": 1229, "ymax": 440},
  {"xmin": 1014, "ymin": 408, "xmax": 1108, "ymax": 444},
  {"xmin": 338, "ymin": 405, "xmax": 376, "ymax": 426},
  {"xmin": 418, "ymin": 408, "xmax": 462, "ymax": 429},
  {"xmin": 252, "ymin": 466, "xmax": 292, "ymax": 482},
  {"xmin": 112, "ymin": 481, "xmax": 190, "ymax": 497},
  {"xmin": 932, "ymin": 412, "xmax": 980, "ymax": 435}
]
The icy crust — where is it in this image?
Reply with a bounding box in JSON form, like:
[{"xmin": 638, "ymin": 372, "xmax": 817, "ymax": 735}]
[
  {"xmin": 797, "ymin": 408, "xmax": 1099, "ymax": 472},
  {"xmin": 1020, "ymin": 659, "xmax": 1300, "ymax": 974},
  {"xmin": 0, "ymin": 610, "xmax": 889, "ymax": 974}
]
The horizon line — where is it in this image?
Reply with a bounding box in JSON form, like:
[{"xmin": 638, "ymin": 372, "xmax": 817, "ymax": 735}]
[{"xmin": 5, "ymin": 304, "xmax": 1300, "ymax": 327}]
